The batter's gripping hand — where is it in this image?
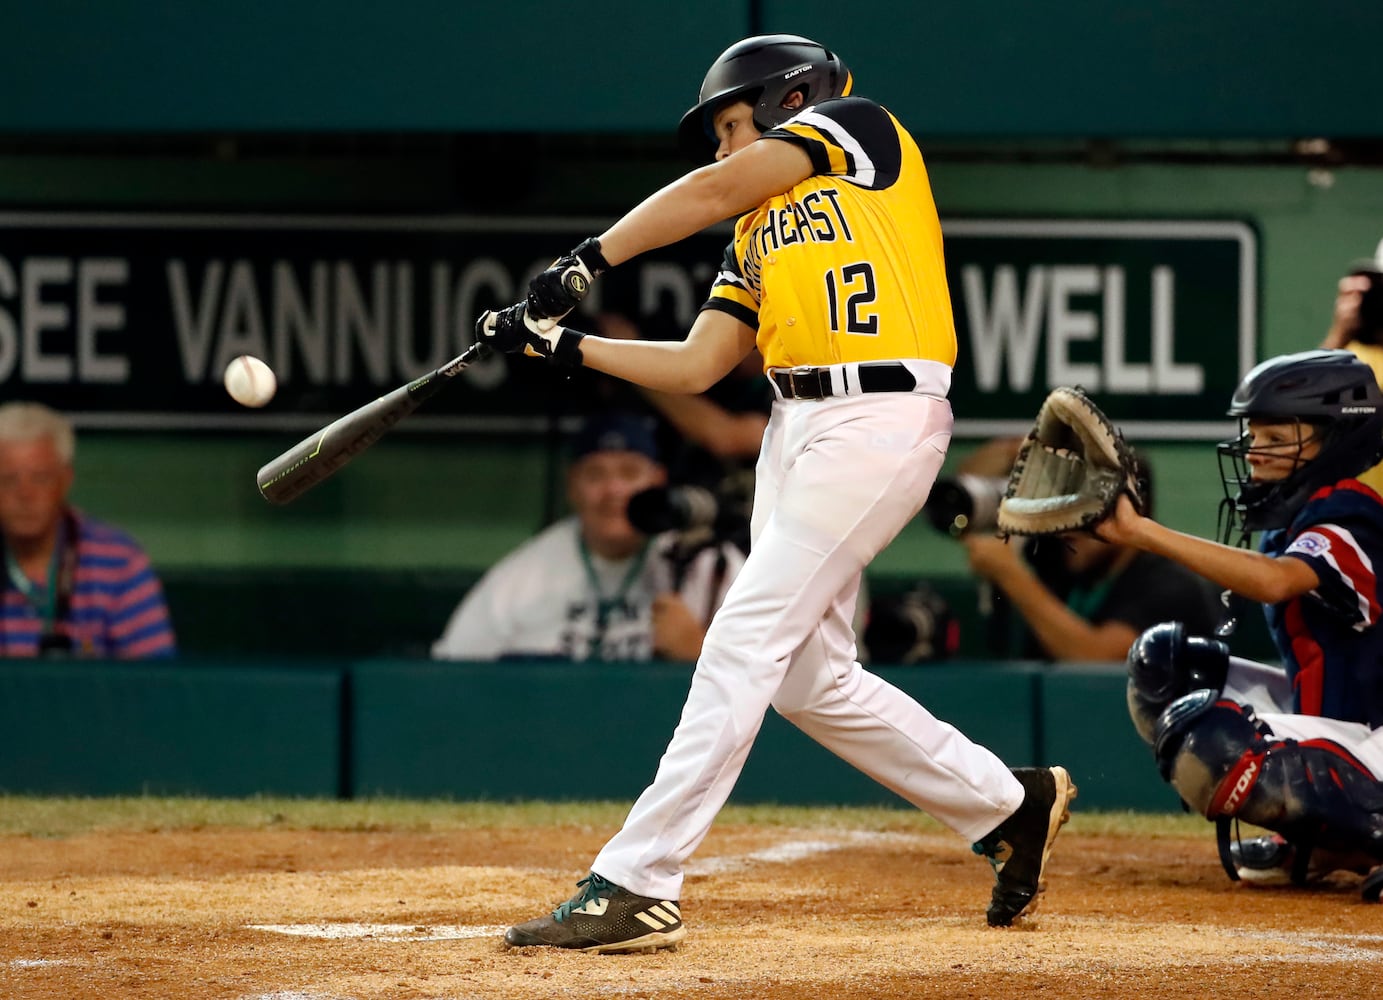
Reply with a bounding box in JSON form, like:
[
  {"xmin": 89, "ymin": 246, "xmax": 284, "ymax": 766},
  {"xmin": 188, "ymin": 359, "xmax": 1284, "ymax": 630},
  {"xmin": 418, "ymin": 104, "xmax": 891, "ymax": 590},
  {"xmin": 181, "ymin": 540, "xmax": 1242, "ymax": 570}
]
[
  {"xmin": 475, "ymin": 302, "xmax": 586, "ymax": 367},
  {"xmin": 527, "ymin": 238, "xmax": 610, "ymax": 321},
  {"xmin": 996, "ymin": 386, "xmax": 1147, "ymax": 537}
]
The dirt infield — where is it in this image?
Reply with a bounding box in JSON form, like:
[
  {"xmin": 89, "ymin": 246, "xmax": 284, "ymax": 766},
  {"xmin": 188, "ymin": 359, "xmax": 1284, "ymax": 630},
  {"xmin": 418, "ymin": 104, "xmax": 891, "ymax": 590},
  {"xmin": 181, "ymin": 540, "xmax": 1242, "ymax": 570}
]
[{"xmin": 1, "ymin": 820, "xmax": 1379, "ymax": 1000}]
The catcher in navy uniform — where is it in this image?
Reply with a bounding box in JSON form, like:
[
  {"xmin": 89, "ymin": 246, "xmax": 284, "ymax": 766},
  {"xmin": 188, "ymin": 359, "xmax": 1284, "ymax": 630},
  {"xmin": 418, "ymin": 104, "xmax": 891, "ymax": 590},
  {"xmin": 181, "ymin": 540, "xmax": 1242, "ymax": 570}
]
[{"xmin": 1023, "ymin": 351, "xmax": 1383, "ymax": 897}]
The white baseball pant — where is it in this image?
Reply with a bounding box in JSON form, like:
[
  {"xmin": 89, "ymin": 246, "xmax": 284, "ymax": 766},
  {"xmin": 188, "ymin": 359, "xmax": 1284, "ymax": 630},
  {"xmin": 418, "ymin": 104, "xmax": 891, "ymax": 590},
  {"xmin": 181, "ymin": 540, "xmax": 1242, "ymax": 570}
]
[
  {"xmin": 592, "ymin": 388, "xmax": 1024, "ymax": 900},
  {"xmin": 1227, "ymin": 655, "xmax": 1383, "ymax": 778}
]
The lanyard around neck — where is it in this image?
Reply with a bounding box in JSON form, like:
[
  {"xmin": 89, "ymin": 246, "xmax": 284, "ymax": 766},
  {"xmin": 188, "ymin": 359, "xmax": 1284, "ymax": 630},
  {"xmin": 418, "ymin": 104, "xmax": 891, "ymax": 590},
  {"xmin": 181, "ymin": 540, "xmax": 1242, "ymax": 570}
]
[
  {"xmin": 5, "ymin": 516, "xmax": 73, "ymax": 635},
  {"xmin": 577, "ymin": 535, "xmax": 651, "ymax": 656}
]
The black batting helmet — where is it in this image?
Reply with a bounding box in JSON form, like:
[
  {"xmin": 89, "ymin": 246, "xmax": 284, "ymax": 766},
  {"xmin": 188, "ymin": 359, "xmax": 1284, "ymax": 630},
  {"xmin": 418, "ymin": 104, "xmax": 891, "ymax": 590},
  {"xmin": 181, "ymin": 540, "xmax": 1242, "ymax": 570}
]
[
  {"xmin": 1217, "ymin": 349, "xmax": 1383, "ymax": 536},
  {"xmin": 676, "ymin": 34, "xmax": 853, "ymax": 162}
]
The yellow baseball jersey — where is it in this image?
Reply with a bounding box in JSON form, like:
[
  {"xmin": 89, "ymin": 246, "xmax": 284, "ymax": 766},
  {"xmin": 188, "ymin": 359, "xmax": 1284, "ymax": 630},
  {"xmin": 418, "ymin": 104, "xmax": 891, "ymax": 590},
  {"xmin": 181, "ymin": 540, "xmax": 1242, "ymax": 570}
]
[{"xmin": 703, "ymin": 96, "xmax": 956, "ymax": 371}]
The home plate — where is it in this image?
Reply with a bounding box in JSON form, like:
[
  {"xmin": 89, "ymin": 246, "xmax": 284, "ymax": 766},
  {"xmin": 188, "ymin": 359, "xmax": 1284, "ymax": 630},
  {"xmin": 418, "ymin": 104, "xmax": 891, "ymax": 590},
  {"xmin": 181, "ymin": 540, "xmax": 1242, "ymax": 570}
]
[{"xmin": 248, "ymin": 923, "xmax": 506, "ymax": 942}]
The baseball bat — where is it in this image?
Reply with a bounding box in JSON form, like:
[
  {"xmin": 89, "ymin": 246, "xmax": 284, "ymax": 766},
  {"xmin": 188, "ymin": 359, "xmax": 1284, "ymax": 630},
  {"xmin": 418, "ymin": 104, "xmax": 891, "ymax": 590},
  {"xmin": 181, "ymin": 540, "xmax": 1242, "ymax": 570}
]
[{"xmin": 256, "ymin": 342, "xmax": 492, "ymax": 505}]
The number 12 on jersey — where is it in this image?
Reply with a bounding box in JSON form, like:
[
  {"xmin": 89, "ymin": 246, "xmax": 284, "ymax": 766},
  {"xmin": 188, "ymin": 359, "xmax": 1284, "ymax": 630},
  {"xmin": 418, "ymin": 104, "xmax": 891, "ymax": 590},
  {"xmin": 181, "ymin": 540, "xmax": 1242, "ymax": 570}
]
[{"xmin": 824, "ymin": 262, "xmax": 879, "ymax": 336}]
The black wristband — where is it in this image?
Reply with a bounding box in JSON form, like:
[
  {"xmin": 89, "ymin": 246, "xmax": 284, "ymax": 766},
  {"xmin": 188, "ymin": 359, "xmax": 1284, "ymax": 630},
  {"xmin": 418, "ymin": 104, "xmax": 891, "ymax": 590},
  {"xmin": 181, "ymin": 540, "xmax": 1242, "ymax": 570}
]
[
  {"xmin": 572, "ymin": 237, "xmax": 611, "ymax": 276},
  {"xmin": 550, "ymin": 328, "xmax": 586, "ymax": 367}
]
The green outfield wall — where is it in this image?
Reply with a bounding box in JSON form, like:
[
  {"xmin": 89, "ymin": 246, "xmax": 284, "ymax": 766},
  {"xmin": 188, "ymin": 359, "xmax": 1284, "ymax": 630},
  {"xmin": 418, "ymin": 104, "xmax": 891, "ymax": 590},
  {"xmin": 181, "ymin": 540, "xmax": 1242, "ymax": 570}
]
[
  {"xmin": 0, "ymin": 661, "xmax": 344, "ymax": 797},
  {"xmin": 5, "ymin": 2, "xmax": 1377, "ymax": 137},
  {"xmin": 0, "ymin": 658, "xmax": 1180, "ymax": 812}
]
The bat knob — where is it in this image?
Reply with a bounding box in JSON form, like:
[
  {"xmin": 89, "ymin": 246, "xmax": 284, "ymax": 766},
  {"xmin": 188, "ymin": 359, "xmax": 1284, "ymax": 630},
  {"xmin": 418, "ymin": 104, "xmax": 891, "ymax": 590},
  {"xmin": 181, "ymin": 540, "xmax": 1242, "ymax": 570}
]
[{"xmin": 563, "ymin": 270, "xmax": 590, "ymax": 298}]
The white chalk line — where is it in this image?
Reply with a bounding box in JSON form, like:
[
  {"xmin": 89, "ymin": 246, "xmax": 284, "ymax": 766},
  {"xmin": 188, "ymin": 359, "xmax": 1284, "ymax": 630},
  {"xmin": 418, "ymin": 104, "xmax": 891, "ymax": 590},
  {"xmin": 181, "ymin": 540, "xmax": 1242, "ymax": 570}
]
[
  {"xmin": 247, "ymin": 830, "xmax": 888, "ymax": 942},
  {"xmin": 687, "ymin": 830, "xmax": 918, "ymax": 875},
  {"xmin": 1223, "ymin": 927, "xmax": 1383, "ymax": 964},
  {"xmin": 1039, "ymin": 917, "xmax": 1383, "ymax": 966},
  {"xmin": 9, "ymin": 958, "xmax": 79, "ymax": 968},
  {"xmin": 248, "ymin": 922, "xmax": 508, "ymax": 942}
]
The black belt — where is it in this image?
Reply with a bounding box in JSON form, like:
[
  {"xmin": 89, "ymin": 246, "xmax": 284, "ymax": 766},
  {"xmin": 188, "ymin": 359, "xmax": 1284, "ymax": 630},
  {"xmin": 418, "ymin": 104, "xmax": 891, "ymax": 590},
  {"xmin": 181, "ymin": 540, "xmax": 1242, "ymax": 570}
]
[{"xmin": 771, "ymin": 362, "xmax": 918, "ymax": 400}]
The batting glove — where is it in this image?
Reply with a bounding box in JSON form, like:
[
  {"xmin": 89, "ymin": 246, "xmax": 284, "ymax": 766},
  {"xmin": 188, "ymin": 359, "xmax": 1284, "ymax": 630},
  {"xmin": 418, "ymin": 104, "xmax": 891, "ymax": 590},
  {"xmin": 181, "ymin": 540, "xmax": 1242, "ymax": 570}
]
[
  {"xmin": 527, "ymin": 237, "xmax": 610, "ymax": 320},
  {"xmin": 475, "ymin": 303, "xmax": 586, "ymax": 367}
]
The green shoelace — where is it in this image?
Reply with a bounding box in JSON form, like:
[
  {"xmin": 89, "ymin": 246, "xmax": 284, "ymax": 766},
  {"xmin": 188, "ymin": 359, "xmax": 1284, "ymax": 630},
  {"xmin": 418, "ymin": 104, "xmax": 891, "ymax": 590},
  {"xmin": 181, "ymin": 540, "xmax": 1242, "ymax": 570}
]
[{"xmin": 553, "ymin": 873, "xmax": 615, "ymax": 922}]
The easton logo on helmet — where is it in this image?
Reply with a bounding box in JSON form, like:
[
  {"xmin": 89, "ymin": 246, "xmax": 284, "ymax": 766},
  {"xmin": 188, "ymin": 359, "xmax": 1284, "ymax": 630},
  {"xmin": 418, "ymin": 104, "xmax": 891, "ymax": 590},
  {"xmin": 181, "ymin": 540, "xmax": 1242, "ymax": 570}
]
[{"xmin": 677, "ymin": 35, "xmax": 851, "ymax": 162}]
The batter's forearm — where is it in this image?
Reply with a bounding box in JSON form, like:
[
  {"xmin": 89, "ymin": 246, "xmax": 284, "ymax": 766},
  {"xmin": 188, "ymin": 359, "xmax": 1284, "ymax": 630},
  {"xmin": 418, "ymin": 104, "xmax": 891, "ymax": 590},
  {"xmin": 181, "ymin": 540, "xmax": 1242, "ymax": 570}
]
[
  {"xmin": 579, "ymin": 337, "xmax": 725, "ymax": 394},
  {"xmin": 577, "ymin": 310, "xmax": 751, "ymax": 394}
]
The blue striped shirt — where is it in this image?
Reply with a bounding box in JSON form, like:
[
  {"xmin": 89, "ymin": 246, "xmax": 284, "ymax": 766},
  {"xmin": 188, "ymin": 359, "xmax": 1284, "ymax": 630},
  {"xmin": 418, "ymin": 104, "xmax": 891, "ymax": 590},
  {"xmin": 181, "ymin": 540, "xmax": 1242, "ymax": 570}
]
[{"xmin": 0, "ymin": 509, "xmax": 176, "ymax": 659}]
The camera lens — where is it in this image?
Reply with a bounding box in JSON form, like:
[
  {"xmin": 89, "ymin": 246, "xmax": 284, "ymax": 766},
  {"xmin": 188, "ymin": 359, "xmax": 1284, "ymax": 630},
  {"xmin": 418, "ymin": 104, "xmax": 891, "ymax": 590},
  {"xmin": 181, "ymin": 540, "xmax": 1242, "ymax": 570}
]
[
  {"xmin": 627, "ymin": 485, "xmax": 719, "ymax": 534},
  {"xmin": 925, "ymin": 475, "xmax": 1007, "ymax": 536},
  {"xmin": 1357, "ymin": 272, "xmax": 1383, "ymax": 344},
  {"xmin": 863, "ymin": 586, "xmax": 958, "ymax": 663}
]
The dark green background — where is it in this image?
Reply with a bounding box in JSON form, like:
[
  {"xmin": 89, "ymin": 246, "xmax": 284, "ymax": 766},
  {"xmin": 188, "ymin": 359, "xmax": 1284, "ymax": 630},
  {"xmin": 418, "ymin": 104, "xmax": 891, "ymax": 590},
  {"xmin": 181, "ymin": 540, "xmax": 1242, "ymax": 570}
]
[{"xmin": 4, "ymin": 2, "xmax": 1379, "ymax": 137}]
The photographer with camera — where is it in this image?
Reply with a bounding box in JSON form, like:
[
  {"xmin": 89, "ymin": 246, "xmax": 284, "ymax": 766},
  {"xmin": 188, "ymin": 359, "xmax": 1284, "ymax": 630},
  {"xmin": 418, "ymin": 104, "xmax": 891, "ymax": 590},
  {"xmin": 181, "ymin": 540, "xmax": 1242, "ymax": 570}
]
[
  {"xmin": 595, "ymin": 312, "xmax": 770, "ymax": 550},
  {"xmin": 1320, "ymin": 245, "xmax": 1383, "ymax": 494},
  {"xmin": 431, "ymin": 411, "xmax": 744, "ymax": 663},
  {"xmin": 596, "ymin": 312, "xmax": 888, "ymax": 658},
  {"xmin": 944, "ymin": 438, "xmax": 1220, "ymax": 662}
]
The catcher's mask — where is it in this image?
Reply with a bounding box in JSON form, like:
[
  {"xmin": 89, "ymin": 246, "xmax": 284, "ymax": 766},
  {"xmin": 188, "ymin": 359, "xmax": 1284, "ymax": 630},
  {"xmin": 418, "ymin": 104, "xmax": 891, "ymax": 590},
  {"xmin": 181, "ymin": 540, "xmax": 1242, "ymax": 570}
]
[
  {"xmin": 677, "ymin": 33, "xmax": 853, "ymax": 162},
  {"xmin": 1216, "ymin": 349, "xmax": 1383, "ymax": 542}
]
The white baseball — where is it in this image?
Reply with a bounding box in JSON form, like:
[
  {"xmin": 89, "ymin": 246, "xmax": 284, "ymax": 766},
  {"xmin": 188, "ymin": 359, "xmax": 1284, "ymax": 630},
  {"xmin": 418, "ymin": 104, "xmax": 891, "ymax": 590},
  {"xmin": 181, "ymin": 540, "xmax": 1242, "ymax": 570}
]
[{"xmin": 223, "ymin": 355, "xmax": 277, "ymax": 408}]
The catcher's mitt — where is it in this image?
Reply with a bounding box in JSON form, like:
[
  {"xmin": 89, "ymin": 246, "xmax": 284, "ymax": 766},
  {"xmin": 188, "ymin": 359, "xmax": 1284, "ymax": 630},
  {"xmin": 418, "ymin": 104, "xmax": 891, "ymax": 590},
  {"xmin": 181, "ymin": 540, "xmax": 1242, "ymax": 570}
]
[{"xmin": 997, "ymin": 386, "xmax": 1146, "ymax": 537}]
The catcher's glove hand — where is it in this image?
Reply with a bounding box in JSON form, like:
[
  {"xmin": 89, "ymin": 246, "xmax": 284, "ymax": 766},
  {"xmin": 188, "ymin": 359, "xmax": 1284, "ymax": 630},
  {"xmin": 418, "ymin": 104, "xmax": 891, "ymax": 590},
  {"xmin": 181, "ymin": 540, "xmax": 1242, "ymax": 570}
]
[{"xmin": 996, "ymin": 386, "xmax": 1147, "ymax": 537}]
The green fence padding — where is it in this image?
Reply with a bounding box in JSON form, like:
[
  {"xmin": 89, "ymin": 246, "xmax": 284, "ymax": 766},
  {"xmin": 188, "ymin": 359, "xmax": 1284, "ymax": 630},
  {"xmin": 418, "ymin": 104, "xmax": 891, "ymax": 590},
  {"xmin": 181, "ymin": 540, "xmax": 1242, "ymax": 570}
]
[
  {"xmin": 1040, "ymin": 665, "xmax": 1184, "ymax": 812},
  {"xmin": 349, "ymin": 660, "xmax": 1041, "ymax": 807},
  {"xmin": 0, "ymin": 661, "xmax": 343, "ymax": 797},
  {"xmin": 0, "ymin": 657, "xmax": 1199, "ymax": 810},
  {"xmin": 349, "ymin": 660, "xmax": 697, "ymax": 800}
]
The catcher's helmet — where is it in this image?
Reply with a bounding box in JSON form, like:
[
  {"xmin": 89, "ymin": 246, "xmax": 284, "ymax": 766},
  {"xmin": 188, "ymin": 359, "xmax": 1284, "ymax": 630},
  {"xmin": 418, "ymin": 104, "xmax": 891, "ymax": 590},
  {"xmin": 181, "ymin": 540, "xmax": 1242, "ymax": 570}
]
[
  {"xmin": 676, "ymin": 33, "xmax": 853, "ymax": 162},
  {"xmin": 1217, "ymin": 349, "xmax": 1383, "ymax": 537},
  {"xmin": 1126, "ymin": 621, "xmax": 1230, "ymax": 744}
]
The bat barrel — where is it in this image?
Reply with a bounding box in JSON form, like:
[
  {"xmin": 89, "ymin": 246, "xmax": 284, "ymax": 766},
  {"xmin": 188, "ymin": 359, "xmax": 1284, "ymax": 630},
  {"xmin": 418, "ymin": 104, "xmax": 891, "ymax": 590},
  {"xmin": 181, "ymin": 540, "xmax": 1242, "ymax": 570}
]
[
  {"xmin": 255, "ymin": 342, "xmax": 491, "ymax": 505},
  {"xmin": 256, "ymin": 384, "xmax": 419, "ymax": 504}
]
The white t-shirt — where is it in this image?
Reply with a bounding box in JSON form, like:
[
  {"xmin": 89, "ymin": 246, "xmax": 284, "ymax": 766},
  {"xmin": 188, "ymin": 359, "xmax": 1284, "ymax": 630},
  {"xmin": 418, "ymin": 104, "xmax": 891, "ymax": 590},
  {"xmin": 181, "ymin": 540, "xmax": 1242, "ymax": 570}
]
[{"xmin": 431, "ymin": 516, "xmax": 745, "ymax": 662}]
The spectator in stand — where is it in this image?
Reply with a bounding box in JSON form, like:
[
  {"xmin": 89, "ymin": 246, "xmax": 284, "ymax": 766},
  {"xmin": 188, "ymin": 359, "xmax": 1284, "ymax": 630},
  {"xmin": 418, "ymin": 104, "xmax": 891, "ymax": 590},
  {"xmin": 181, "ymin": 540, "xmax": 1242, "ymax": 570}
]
[
  {"xmin": 431, "ymin": 411, "xmax": 744, "ymax": 662},
  {"xmin": 0, "ymin": 403, "xmax": 176, "ymax": 658},
  {"xmin": 1320, "ymin": 247, "xmax": 1383, "ymax": 493}
]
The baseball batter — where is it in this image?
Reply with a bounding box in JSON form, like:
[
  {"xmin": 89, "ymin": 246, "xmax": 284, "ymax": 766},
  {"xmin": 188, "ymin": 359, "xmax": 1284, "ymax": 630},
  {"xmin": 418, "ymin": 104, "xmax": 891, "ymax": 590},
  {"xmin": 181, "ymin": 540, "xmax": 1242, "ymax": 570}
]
[{"xmin": 477, "ymin": 34, "xmax": 1077, "ymax": 952}]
